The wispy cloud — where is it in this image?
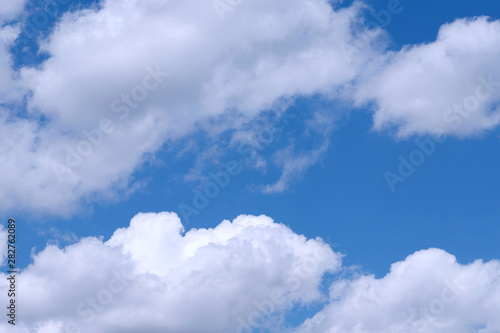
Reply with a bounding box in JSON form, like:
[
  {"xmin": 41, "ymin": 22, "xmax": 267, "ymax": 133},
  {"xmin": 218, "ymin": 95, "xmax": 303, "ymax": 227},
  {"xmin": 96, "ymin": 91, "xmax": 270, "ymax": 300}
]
[{"xmin": 263, "ymin": 111, "xmax": 335, "ymax": 193}]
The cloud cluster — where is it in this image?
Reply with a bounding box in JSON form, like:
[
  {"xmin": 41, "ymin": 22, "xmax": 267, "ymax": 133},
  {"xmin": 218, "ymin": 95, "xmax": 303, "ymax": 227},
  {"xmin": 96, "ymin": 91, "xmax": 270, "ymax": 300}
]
[
  {"xmin": 2, "ymin": 214, "xmax": 500, "ymax": 332},
  {"xmin": 0, "ymin": 0, "xmax": 381, "ymax": 216},
  {"xmin": 1, "ymin": 2, "xmax": 500, "ymax": 217},
  {"xmin": 0, "ymin": 213, "xmax": 340, "ymax": 332},
  {"xmin": 297, "ymin": 248, "xmax": 500, "ymax": 333}
]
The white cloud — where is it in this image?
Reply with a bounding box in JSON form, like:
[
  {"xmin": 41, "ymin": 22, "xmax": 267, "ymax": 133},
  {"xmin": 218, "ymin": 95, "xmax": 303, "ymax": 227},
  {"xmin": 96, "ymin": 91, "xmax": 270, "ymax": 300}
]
[
  {"xmin": 356, "ymin": 16, "xmax": 500, "ymax": 138},
  {"xmin": 0, "ymin": 213, "xmax": 340, "ymax": 332},
  {"xmin": 0, "ymin": 0, "xmax": 26, "ymax": 21},
  {"xmin": 0, "ymin": 0, "xmax": 382, "ymax": 216},
  {"xmin": 296, "ymin": 248, "xmax": 500, "ymax": 333},
  {"xmin": 263, "ymin": 111, "xmax": 334, "ymax": 193},
  {"xmin": 36, "ymin": 227, "xmax": 79, "ymax": 247},
  {"xmin": 0, "ymin": 24, "xmax": 24, "ymax": 103},
  {"xmin": 262, "ymin": 139, "xmax": 330, "ymax": 194},
  {"xmin": 2, "ymin": 215, "xmax": 500, "ymax": 333},
  {"xmin": 4, "ymin": 2, "xmax": 500, "ymax": 217}
]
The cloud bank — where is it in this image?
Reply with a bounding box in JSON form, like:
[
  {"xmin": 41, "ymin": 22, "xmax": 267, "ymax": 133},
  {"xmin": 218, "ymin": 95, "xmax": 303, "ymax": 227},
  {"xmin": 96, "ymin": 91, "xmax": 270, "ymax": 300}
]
[
  {"xmin": 2, "ymin": 213, "xmax": 500, "ymax": 332},
  {"xmin": 0, "ymin": 0, "xmax": 381, "ymax": 216},
  {"xmin": 297, "ymin": 248, "xmax": 500, "ymax": 333},
  {"xmin": 0, "ymin": 2, "xmax": 499, "ymax": 217},
  {"xmin": 0, "ymin": 213, "xmax": 340, "ymax": 332}
]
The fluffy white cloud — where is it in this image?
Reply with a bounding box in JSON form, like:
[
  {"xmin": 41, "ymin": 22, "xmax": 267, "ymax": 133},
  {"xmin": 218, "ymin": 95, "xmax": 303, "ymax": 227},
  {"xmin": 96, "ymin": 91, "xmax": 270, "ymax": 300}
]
[
  {"xmin": 356, "ymin": 16, "xmax": 500, "ymax": 137},
  {"xmin": 296, "ymin": 248, "xmax": 500, "ymax": 333},
  {"xmin": 0, "ymin": 213, "xmax": 340, "ymax": 332},
  {"xmin": 2, "ymin": 214, "xmax": 500, "ymax": 333},
  {"xmin": 0, "ymin": 0, "xmax": 382, "ymax": 216},
  {"xmin": 4, "ymin": 2, "xmax": 500, "ymax": 217}
]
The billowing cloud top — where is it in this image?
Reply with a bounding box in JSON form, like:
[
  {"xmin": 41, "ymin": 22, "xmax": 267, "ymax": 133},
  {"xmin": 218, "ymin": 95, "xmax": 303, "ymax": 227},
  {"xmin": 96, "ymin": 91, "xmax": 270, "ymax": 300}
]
[
  {"xmin": 298, "ymin": 248, "xmax": 500, "ymax": 332},
  {"xmin": 1, "ymin": 213, "xmax": 500, "ymax": 332},
  {"xmin": 1, "ymin": 213, "xmax": 341, "ymax": 332}
]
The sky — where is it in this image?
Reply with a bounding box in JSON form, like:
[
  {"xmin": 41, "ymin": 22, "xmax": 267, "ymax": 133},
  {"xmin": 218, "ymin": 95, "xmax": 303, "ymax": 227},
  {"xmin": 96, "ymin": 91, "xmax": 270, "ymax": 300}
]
[{"xmin": 1, "ymin": 0, "xmax": 500, "ymax": 332}]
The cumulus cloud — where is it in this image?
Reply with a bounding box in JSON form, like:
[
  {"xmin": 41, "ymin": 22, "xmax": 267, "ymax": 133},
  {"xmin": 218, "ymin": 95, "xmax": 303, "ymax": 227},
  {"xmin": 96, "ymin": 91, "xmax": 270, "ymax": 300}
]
[
  {"xmin": 3, "ymin": 2, "xmax": 500, "ymax": 217},
  {"xmin": 2, "ymin": 214, "xmax": 500, "ymax": 333},
  {"xmin": 0, "ymin": 213, "xmax": 340, "ymax": 332},
  {"xmin": 0, "ymin": 0, "xmax": 382, "ymax": 216},
  {"xmin": 356, "ymin": 16, "xmax": 500, "ymax": 138},
  {"xmin": 296, "ymin": 248, "xmax": 500, "ymax": 333}
]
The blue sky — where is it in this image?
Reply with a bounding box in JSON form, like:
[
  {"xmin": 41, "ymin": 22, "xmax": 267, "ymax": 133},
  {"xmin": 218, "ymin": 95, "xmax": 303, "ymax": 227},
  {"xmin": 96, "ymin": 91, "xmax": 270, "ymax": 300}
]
[{"xmin": 2, "ymin": 0, "xmax": 500, "ymax": 332}]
